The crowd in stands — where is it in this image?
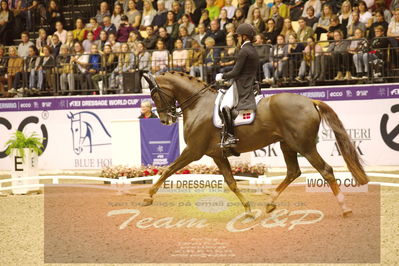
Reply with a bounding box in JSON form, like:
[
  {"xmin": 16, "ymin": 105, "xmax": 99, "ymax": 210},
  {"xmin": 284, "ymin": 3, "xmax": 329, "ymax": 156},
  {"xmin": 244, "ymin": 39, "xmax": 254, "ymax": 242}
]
[{"xmin": 0, "ymin": 0, "xmax": 398, "ymax": 97}]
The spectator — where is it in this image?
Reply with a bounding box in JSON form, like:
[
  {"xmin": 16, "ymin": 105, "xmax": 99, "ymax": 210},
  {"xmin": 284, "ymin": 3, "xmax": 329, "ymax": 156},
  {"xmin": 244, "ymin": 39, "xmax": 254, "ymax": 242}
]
[
  {"xmin": 96, "ymin": 30, "xmax": 108, "ymax": 52},
  {"xmin": 25, "ymin": 45, "xmax": 41, "ymax": 93},
  {"xmin": 37, "ymin": 45, "xmax": 55, "ymax": 93},
  {"xmin": 180, "ymin": 14, "xmax": 195, "ymax": 35},
  {"xmin": 54, "ymin": 21, "xmax": 67, "ymax": 44},
  {"xmin": 254, "ymin": 33, "xmax": 270, "ymax": 76},
  {"xmin": 296, "ymin": 36, "xmax": 322, "ymax": 81},
  {"xmin": 303, "ymin": 6, "xmax": 319, "ymax": 29},
  {"xmin": 65, "ymin": 31, "xmax": 75, "ymax": 53},
  {"xmin": 151, "ymin": 39, "xmax": 169, "ymax": 75},
  {"xmin": 189, "ymin": 39, "xmax": 204, "ymax": 79},
  {"xmin": 288, "ymin": 0, "xmax": 305, "ymax": 21},
  {"xmin": 272, "ymin": 0, "xmax": 289, "ymax": 19},
  {"xmin": 73, "ymin": 18, "xmax": 87, "ymax": 42},
  {"xmin": 199, "ymin": 9, "xmax": 210, "ymax": 28},
  {"xmin": 368, "ymin": 25, "xmax": 389, "ymax": 77},
  {"xmin": 263, "ymin": 18, "xmax": 279, "ymax": 44},
  {"xmin": 140, "ymin": 0, "xmax": 156, "ymax": 29},
  {"xmin": 127, "ymin": 30, "xmax": 140, "ymax": 50},
  {"xmin": 237, "ymin": 0, "xmax": 250, "ymax": 18},
  {"xmin": 302, "ymin": 0, "xmax": 321, "ymax": 18},
  {"xmin": 287, "ymin": 34, "xmax": 304, "ymax": 80},
  {"xmin": 327, "ymin": 15, "xmax": 347, "ymax": 40},
  {"xmin": 139, "ymin": 100, "xmax": 158, "ymax": 118},
  {"xmin": 203, "ymin": 36, "xmax": 220, "ymax": 82},
  {"xmin": 57, "ymin": 44, "xmax": 72, "ymax": 94},
  {"xmin": 36, "ymin": 28, "xmax": 51, "ymax": 53},
  {"xmin": 179, "ymin": 26, "xmax": 192, "ymax": 48},
  {"xmin": 202, "ymin": 19, "xmax": 226, "ymax": 46},
  {"xmin": 103, "ymin": 15, "xmax": 117, "ymax": 35},
  {"xmin": 0, "ymin": 46, "xmax": 7, "ymax": 96},
  {"xmin": 247, "ymin": 0, "xmax": 269, "ymax": 23},
  {"xmin": 217, "ymin": 9, "xmax": 231, "ymax": 31},
  {"xmin": 225, "ymin": 22, "xmax": 235, "ymax": 35},
  {"xmin": 339, "ymin": 1, "xmax": 352, "ymax": 28},
  {"xmin": 206, "ymin": 0, "xmax": 220, "ymax": 20},
  {"xmin": 6, "ymin": 46, "xmax": 23, "ymax": 95},
  {"xmin": 369, "ymin": 10, "xmax": 388, "ymax": 39},
  {"xmin": 349, "ymin": 28, "xmax": 369, "ymax": 79},
  {"xmin": 280, "ymin": 18, "xmax": 295, "ymax": 40},
  {"xmin": 387, "ymin": 8, "xmax": 399, "ymax": 41},
  {"xmin": 11, "ymin": 0, "xmax": 24, "ymax": 40},
  {"xmin": 83, "ymin": 31, "xmax": 96, "ymax": 53},
  {"xmin": 117, "ymin": 15, "xmax": 135, "ymax": 42},
  {"xmin": 314, "ymin": 4, "xmax": 333, "ymax": 40},
  {"xmin": 132, "ymin": 42, "xmax": 150, "ymax": 87},
  {"xmin": 358, "ymin": 1, "xmax": 372, "ymax": 26},
  {"xmin": 92, "ymin": 44, "xmax": 117, "ymax": 93},
  {"xmin": 50, "ymin": 34, "xmax": 61, "ymax": 57},
  {"xmin": 106, "ymin": 32, "xmax": 121, "ymax": 52},
  {"xmin": 142, "ymin": 25, "xmax": 157, "ymax": 49},
  {"xmin": 184, "ymin": 0, "xmax": 201, "ymax": 25},
  {"xmin": 17, "ymin": 31, "xmax": 34, "ymax": 57},
  {"xmin": 152, "ymin": 0, "xmax": 167, "ymax": 30},
  {"xmin": 232, "ymin": 8, "xmax": 245, "ymax": 29},
  {"xmin": 164, "ymin": 10, "xmax": 179, "ymax": 40},
  {"xmin": 269, "ymin": 5, "xmax": 283, "ymax": 33},
  {"xmin": 0, "ymin": 0, "xmax": 13, "ymax": 45},
  {"xmin": 262, "ymin": 34, "xmax": 288, "ymax": 84},
  {"xmin": 95, "ymin": 1, "xmax": 111, "ymax": 24},
  {"xmin": 171, "ymin": 38, "xmax": 189, "ymax": 72},
  {"xmin": 126, "ymin": 0, "xmax": 141, "ymax": 28},
  {"xmin": 46, "ymin": 0, "xmax": 64, "ymax": 34},
  {"xmin": 297, "ymin": 17, "xmax": 314, "ymax": 42},
  {"xmin": 115, "ymin": 0, "xmax": 130, "ymax": 13},
  {"xmin": 347, "ymin": 11, "xmax": 366, "ymax": 37},
  {"xmin": 247, "ymin": 8, "xmax": 265, "ymax": 34},
  {"xmin": 218, "ymin": 34, "xmax": 237, "ymax": 73},
  {"xmin": 171, "ymin": 1, "xmax": 183, "ymax": 21},
  {"xmin": 192, "ymin": 22, "xmax": 207, "ymax": 45},
  {"xmin": 374, "ymin": 0, "xmax": 391, "ymax": 23},
  {"xmin": 111, "ymin": 3, "xmax": 123, "ymax": 30},
  {"xmin": 88, "ymin": 17, "xmax": 103, "ymax": 40},
  {"xmin": 221, "ymin": 0, "xmax": 236, "ymax": 20},
  {"xmin": 110, "ymin": 42, "xmax": 134, "ymax": 92},
  {"xmin": 68, "ymin": 41, "xmax": 90, "ymax": 93}
]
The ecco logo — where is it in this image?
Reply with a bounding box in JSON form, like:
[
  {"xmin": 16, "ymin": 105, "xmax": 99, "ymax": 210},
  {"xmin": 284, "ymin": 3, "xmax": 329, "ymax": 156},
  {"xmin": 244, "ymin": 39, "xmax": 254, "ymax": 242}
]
[
  {"xmin": 380, "ymin": 104, "xmax": 399, "ymax": 151},
  {"xmin": 329, "ymin": 91, "xmax": 343, "ymax": 97}
]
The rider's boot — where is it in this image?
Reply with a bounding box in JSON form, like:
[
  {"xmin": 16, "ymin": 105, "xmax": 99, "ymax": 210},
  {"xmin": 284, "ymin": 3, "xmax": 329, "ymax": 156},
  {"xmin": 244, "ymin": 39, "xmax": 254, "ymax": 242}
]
[{"xmin": 222, "ymin": 106, "xmax": 238, "ymax": 148}]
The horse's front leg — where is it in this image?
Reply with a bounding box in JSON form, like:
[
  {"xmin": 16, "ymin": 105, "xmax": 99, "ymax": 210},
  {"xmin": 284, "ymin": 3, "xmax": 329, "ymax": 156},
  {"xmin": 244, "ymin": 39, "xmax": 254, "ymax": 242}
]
[{"xmin": 143, "ymin": 147, "xmax": 202, "ymax": 206}]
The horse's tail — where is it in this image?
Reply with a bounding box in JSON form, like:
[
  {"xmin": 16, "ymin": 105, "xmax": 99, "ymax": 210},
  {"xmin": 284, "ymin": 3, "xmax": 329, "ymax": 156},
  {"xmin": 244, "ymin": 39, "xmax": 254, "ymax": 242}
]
[{"xmin": 313, "ymin": 100, "xmax": 369, "ymax": 185}]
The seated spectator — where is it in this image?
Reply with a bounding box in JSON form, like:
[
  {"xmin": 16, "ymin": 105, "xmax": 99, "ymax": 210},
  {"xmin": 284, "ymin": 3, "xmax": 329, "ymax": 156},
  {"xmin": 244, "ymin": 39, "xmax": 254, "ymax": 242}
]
[
  {"xmin": 24, "ymin": 46, "xmax": 41, "ymax": 93},
  {"xmin": 54, "ymin": 21, "xmax": 67, "ymax": 44},
  {"xmin": 272, "ymin": 0, "xmax": 289, "ymax": 19},
  {"xmin": 171, "ymin": 39, "xmax": 189, "ymax": 72},
  {"xmin": 110, "ymin": 43, "xmax": 133, "ymax": 92},
  {"xmin": 65, "ymin": 31, "xmax": 75, "ymax": 53},
  {"xmin": 18, "ymin": 31, "xmax": 34, "ymax": 57},
  {"xmin": 179, "ymin": 26, "xmax": 193, "ymax": 48},
  {"xmin": 218, "ymin": 34, "xmax": 237, "ymax": 73},
  {"xmin": 106, "ymin": 32, "xmax": 121, "ymax": 52},
  {"xmin": 375, "ymin": 0, "xmax": 392, "ymax": 23},
  {"xmin": 218, "ymin": 9, "xmax": 231, "ymax": 31},
  {"xmin": 247, "ymin": 0, "xmax": 269, "ymax": 23},
  {"xmin": 36, "ymin": 28, "xmax": 51, "ymax": 54},
  {"xmin": 142, "ymin": 25, "xmax": 157, "ymax": 50},
  {"xmin": 339, "ymin": 1, "xmax": 352, "ymax": 28},
  {"xmin": 115, "ymin": 0, "xmax": 129, "ymax": 13},
  {"xmin": 140, "ymin": 0, "xmax": 156, "ymax": 29},
  {"xmin": 269, "ymin": 5, "xmax": 283, "ymax": 33},
  {"xmin": 347, "ymin": 11, "xmax": 366, "ymax": 37},
  {"xmin": 303, "ymin": 6, "xmax": 319, "ymax": 29},
  {"xmin": 247, "ymin": 8, "xmax": 265, "ymax": 34},
  {"xmin": 83, "ymin": 31, "xmax": 96, "ymax": 53},
  {"xmin": 127, "ymin": 30, "xmax": 140, "ymax": 50},
  {"xmin": 88, "ymin": 17, "xmax": 103, "ymax": 40},
  {"xmin": 232, "ymin": 8, "xmax": 245, "ymax": 29},
  {"xmin": 199, "ymin": 9, "xmax": 210, "ymax": 29},
  {"xmin": 164, "ymin": 10, "xmax": 179, "ymax": 39},
  {"xmin": 206, "ymin": 0, "xmax": 220, "ymax": 20},
  {"xmin": 221, "ymin": 0, "xmax": 236, "ymax": 20},
  {"xmin": 172, "ymin": 1, "xmax": 184, "ymax": 21},
  {"xmin": 73, "ymin": 18, "xmax": 87, "ymax": 42},
  {"xmin": 46, "ymin": 0, "xmax": 65, "ymax": 34},
  {"xmin": 95, "ymin": 1, "xmax": 111, "ymax": 24},
  {"xmin": 92, "ymin": 44, "xmax": 117, "ymax": 93},
  {"xmin": 262, "ymin": 34, "xmax": 288, "ymax": 84},
  {"xmin": 152, "ymin": 0, "xmax": 167, "ymax": 30},
  {"xmin": 327, "ymin": 15, "xmax": 347, "ymax": 40},
  {"xmin": 151, "ymin": 39, "xmax": 169, "ymax": 75},
  {"xmin": 287, "ymin": 34, "xmax": 304, "ymax": 80},
  {"xmin": 184, "ymin": 0, "xmax": 201, "ymax": 25},
  {"xmin": 103, "ymin": 15, "xmax": 117, "ymax": 35},
  {"xmin": 288, "ymin": 0, "xmax": 305, "ymax": 21},
  {"xmin": 58, "ymin": 44, "xmax": 72, "ymax": 94},
  {"xmin": 349, "ymin": 28, "xmax": 369, "ymax": 79},
  {"xmin": 117, "ymin": 15, "xmax": 135, "ymax": 42},
  {"xmin": 254, "ymin": 33, "xmax": 270, "ymax": 75},
  {"xmin": 358, "ymin": 1, "xmax": 372, "ymax": 26},
  {"xmin": 189, "ymin": 39, "xmax": 204, "ymax": 79},
  {"xmin": 296, "ymin": 36, "xmax": 322, "ymax": 81},
  {"xmin": 202, "ymin": 19, "xmax": 226, "ymax": 46},
  {"xmin": 203, "ymin": 36, "xmax": 220, "ymax": 82},
  {"xmin": 126, "ymin": 0, "xmax": 141, "ymax": 28},
  {"xmin": 368, "ymin": 25, "xmax": 389, "ymax": 77},
  {"xmin": 132, "ymin": 42, "xmax": 150, "ymax": 89},
  {"xmin": 96, "ymin": 30, "xmax": 108, "ymax": 52},
  {"xmin": 297, "ymin": 17, "xmax": 314, "ymax": 42},
  {"xmin": 302, "ymin": 0, "xmax": 321, "ymax": 18},
  {"xmin": 387, "ymin": 8, "xmax": 399, "ymax": 49},
  {"xmin": 237, "ymin": 0, "xmax": 250, "ymax": 18},
  {"xmin": 111, "ymin": 3, "xmax": 123, "ymax": 30},
  {"xmin": 50, "ymin": 34, "xmax": 61, "ymax": 57},
  {"xmin": 5, "ymin": 46, "xmax": 23, "ymax": 95},
  {"xmin": 0, "ymin": 46, "xmax": 7, "ymax": 97},
  {"xmin": 67, "ymin": 41, "xmax": 90, "ymax": 93},
  {"xmin": 180, "ymin": 14, "xmax": 196, "ymax": 35},
  {"xmin": 225, "ymin": 22, "xmax": 235, "ymax": 35},
  {"xmin": 139, "ymin": 100, "xmax": 158, "ymax": 118},
  {"xmin": 263, "ymin": 18, "xmax": 279, "ymax": 44},
  {"xmin": 281, "ymin": 18, "xmax": 296, "ymax": 40},
  {"xmin": 192, "ymin": 23, "xmax": 207, "ymax": 46},
  {"xmin": 368, "ymin": 11, "xmax": 388, "ymax": 39},
  {"xmin": 157, "ymin": 26, "xmax": 174, "ymax": 51},
  {"xmin": 0, "ymin": 1, "xmax": 14, "ymax": 45},
  {"xmin": 37, "ymin": 45, "xmax": 55, "ymax": 93},
  {"xmin": 314, "ymin": 4, "xmax": 333, "ymax": 40}
]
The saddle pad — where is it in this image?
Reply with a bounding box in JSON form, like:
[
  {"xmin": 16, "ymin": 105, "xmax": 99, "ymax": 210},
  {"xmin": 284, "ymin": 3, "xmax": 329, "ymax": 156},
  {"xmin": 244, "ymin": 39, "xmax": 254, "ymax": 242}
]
[{"xmin": 213, "ymin": 93, "xmax": 263, "ymax": 129}]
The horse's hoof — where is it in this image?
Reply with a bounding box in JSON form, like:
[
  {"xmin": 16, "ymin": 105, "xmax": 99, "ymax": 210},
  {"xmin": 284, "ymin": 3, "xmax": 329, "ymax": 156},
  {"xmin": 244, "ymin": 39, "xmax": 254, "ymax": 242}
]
[
  {"xmin": 143, "ymin": 197, "xmax": 153, "ymax": 206},
  {"xmin": 343, "ymin": 209, "xmax": 353, "ymax": 218},
  {"xmin": 266, "ymin": 203, "xmax": 277, "ymax": 213}
]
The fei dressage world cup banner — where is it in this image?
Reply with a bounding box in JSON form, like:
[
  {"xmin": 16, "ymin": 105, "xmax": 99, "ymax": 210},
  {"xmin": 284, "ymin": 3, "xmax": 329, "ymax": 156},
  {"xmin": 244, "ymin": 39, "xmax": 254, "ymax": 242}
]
[{"xmin": 140, "ymin": 119, "xmax": 179, "ymax": 166}]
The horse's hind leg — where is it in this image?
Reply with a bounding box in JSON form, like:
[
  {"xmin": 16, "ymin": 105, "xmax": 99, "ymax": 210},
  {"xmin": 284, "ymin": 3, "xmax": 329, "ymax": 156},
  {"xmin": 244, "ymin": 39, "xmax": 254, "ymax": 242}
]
[
  {"xmin": 303, "ymin": 148, "xmax": 352, "ymax": 217},
  {"xmin": 266, "ymin": 142, "xmax": 301, "ymax": 213},
  {"xmin": 213, "ymin": 156, "xmax": 252, "ymax": 217}
]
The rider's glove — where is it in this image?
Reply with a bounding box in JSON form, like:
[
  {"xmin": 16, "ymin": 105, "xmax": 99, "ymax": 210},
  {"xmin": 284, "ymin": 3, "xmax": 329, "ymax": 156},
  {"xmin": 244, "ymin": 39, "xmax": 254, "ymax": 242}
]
[{"xmin": 215, "ymin": 73, "xmax": 224, "ymax": 82}]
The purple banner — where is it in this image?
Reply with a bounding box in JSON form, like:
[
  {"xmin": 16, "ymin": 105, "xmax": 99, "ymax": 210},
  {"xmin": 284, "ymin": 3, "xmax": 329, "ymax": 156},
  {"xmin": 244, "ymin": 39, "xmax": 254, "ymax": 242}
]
[
  {"xmin": 140, "ymin": 119, "xmax": 180, "ymax": 166},
  {"xmin": 0, "ymin": 84, "xmax": 398, "ymax": 112}
]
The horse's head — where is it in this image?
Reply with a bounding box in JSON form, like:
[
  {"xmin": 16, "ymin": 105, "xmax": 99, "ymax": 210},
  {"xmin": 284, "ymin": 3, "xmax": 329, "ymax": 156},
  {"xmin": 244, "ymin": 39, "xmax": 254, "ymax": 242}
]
[
  {"xmin": 143, "ymin": 73, "xmax": 177, "ymax": 125},
  {"xmin": 67, "ymin": 112, "xmax": 84, "ymax": 154}
]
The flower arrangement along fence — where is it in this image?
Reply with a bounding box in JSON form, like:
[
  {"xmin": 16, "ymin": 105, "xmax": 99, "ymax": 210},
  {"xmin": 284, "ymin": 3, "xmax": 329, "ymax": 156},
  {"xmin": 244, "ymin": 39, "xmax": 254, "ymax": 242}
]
[{"xmin": 100, "ymin": 163, "xmax": 269, "ymax": 179}]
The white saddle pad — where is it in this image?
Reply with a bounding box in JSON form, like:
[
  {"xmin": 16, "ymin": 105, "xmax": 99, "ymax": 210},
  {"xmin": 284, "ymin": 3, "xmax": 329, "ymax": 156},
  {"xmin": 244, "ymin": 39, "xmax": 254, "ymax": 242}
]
[{"xmin": 213, "ymin": 90, "xmax": 263, "ymax": 129}]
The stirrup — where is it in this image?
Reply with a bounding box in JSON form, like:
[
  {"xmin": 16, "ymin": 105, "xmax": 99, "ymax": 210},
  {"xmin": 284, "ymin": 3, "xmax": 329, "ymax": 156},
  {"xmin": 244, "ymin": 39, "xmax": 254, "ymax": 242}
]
[{"xmin": 220, "ymin": 136, "xmax": 239, "ymax": 148}]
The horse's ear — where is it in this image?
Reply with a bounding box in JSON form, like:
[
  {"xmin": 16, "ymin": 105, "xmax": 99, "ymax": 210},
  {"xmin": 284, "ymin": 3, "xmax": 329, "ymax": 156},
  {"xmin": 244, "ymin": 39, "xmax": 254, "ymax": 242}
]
[{"xmin": 142, "ymin": 73, "xmax": 156, "ymax": 89}]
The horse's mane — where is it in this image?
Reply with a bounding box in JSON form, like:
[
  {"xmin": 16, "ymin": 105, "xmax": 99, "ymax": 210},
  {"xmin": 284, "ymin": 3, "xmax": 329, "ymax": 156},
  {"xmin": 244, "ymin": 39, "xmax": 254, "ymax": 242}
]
[{"xmin": 159, "ymin": 71, "xmax": 217, "ymax": 93}]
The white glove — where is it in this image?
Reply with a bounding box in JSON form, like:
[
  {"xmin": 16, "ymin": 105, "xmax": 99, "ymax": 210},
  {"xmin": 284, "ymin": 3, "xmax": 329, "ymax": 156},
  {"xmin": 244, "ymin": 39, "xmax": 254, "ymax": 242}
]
[{"xmin": 215, "ymin": 73, "xmax": 224, "ymax": 81}]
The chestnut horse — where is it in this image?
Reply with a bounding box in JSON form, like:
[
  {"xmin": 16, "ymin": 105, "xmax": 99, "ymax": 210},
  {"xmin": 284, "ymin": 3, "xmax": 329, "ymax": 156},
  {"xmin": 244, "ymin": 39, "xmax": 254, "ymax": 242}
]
[{"xmin": 142, "ymin": 72, "xmax": 369, "ymax": 217}]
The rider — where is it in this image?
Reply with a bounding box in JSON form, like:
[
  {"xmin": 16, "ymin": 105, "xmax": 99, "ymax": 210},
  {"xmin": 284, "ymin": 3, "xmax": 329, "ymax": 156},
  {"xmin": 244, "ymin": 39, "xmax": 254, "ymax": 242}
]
[{"xmin": 215, "ymin": 23, "xmax": 259, "ymax": 148}]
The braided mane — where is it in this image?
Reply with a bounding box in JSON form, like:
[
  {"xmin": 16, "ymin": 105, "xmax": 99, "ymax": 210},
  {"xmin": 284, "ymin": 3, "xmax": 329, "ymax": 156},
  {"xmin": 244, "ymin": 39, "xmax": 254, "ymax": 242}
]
[{"xmin": 160, "ymin": 71, "xmax": 217, "ymax": 93}]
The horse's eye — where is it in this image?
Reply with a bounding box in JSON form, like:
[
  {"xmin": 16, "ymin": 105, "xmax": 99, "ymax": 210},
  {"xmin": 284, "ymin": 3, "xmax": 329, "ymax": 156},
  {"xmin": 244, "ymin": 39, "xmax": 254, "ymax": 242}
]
[{"xmin": 75, "ymin": 128, "xmax": 78, "ymax": 132}]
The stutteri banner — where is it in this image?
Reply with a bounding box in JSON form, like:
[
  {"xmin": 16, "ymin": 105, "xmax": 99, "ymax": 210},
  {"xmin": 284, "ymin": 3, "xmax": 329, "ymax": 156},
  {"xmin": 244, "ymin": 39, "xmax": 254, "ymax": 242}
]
[{"xmin": 0, "ymin": 83, "xmax": 398, "ymax": 170}]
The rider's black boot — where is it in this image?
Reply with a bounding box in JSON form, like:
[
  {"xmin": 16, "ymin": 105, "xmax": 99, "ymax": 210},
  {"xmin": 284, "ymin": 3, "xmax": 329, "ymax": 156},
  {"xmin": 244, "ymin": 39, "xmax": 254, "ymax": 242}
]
[{"xmin": 221, "ymin": 106, "xmax": 238, "ymax": 148}]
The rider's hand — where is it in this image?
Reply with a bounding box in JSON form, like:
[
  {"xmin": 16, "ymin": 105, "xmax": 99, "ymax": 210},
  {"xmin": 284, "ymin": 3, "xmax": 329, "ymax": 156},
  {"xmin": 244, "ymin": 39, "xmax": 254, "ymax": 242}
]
[{"xmin": 215, "ymin": 73, "xmax": 224, "ymax": 82}]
